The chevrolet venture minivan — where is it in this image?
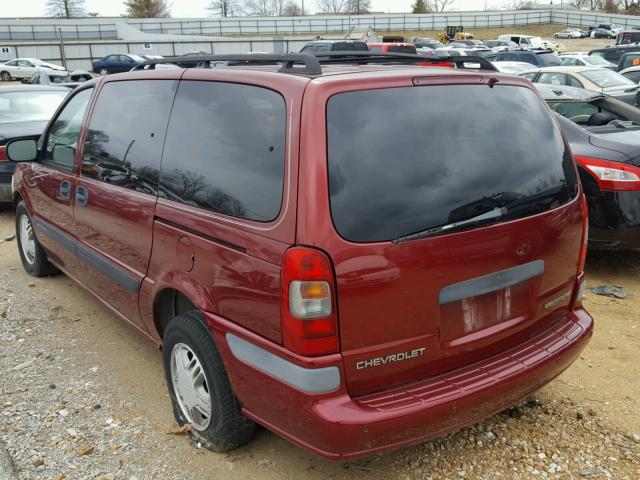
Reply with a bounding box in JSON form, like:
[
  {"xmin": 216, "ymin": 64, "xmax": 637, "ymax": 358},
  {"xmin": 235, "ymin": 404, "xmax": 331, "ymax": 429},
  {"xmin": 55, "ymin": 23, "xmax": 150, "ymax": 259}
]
[{"xmin": 6, "ymin": 53, "xmax": 593, "ymax": 460}]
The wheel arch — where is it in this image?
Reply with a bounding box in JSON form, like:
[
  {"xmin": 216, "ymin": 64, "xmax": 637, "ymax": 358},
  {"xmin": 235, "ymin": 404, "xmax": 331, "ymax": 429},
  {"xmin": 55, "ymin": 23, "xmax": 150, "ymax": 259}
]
[{"xmin": 153, "ymin": 287, "xmax": 198, "ymax": 341}]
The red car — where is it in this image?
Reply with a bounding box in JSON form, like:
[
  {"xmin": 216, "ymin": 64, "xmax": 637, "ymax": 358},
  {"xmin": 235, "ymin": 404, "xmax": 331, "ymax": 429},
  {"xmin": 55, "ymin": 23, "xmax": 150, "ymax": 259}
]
[{"xmin": 6, "ymin": 53, "xmax": 592, "ymax": 460}]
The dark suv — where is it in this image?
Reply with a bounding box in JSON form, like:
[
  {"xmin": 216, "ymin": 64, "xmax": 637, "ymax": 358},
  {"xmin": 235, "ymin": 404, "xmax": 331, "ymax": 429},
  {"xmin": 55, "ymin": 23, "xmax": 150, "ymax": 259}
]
[
  {"xmin": 589, "ymin": 43, "xmax": 640, "ymax": 65},
  {"xmin": 6, "ymin": 53, "xmax": 592, "ymax": 460},
  {"xmin": 489, "ymin": 49, "xmax": 563, "ymax": 67}
]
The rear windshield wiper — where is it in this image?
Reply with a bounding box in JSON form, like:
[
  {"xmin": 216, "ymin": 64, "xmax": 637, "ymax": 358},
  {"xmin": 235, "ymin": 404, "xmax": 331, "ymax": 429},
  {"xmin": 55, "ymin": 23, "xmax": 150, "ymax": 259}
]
[{"xmin": 392, "ymin": 207, "xmax": 504, "ymax": 244}]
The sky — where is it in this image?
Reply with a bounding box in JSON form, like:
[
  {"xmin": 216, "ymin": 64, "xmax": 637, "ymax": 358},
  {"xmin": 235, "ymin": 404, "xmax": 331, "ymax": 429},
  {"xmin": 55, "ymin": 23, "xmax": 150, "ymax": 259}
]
[{"xmin": 1, "ymin": 0, "xmax": 532, "ymax": 18}]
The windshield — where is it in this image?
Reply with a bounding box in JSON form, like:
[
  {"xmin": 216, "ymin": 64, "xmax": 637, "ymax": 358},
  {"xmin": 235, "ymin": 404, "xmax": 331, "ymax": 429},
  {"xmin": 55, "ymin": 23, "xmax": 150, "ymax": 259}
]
[
  {"xmin": 539, "ymin": 53, "xmax": 563, "ymax": 66},
  {"xmin": 49, "ymin": 74, "xmax": 72, "ymax": 83},
  {"xmin": 327, "ymin": 85, "xmax": 578, "ymax": 242},
  {"xmin": 0, "ymin": 90, "xmax": 67, "ymax": 124},
  {"xmin": 581, "ymin": 68, "xmax": 636, "ymax": 87},
  {"xmin": 583, "ymin": 56, "xmax": 612, "ymax": 66}
]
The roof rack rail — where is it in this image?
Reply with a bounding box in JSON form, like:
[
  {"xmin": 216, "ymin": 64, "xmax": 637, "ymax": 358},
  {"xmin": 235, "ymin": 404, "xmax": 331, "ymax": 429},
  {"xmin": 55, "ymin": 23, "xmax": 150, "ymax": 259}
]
[
  {"xmin": 130, "ymin": 51, "xmax": 497, "ymax": 75},
  {"xmin": 131, "ymin": 53, "xmax": 323, "ymax": 76},
  {"xmin": 312, "ymin": 51, "xmax": 498, "ymax": 72}
]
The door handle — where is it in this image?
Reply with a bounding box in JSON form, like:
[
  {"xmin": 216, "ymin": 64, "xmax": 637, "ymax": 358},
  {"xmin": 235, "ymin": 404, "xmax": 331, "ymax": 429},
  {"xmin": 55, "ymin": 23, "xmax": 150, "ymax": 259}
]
[
  {"xmin": 76, "ymin": 185, "xmax": 89, "ymax": 206},
  {"xmin": 59, "ymin": 180, "xmax": 71, "ymax": 199}
]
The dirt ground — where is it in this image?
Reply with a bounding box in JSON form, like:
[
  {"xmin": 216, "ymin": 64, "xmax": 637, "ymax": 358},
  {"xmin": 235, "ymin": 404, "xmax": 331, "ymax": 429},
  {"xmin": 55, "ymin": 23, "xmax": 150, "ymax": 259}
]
[{"xmin": 0, "ymin": 206, "xmax": 639, "ymax": 479}]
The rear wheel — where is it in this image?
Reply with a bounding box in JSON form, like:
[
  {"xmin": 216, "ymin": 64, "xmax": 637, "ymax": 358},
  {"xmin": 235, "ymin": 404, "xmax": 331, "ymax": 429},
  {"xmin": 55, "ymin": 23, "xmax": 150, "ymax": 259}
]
[
  {"xmin": 0, "ymin": 71, "xmax": 10, "ymax": 81},
  {"xmin": 163, "ymin": 311, "xmax": 255, "ymax": 452},
  {"xmin": 15, "ymin": 201, "xmax": 57, "ymax": 277},
  {"xmin": 99, "ymin": 67, "xmax": 109, "ymax": 75}
]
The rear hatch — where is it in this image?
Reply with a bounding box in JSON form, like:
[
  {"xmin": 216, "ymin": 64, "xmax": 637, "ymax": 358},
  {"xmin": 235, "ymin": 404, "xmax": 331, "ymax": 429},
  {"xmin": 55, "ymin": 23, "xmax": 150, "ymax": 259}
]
[{"xmin": 324, "ymin": 80, "xmax": 583, "ymax": 396}]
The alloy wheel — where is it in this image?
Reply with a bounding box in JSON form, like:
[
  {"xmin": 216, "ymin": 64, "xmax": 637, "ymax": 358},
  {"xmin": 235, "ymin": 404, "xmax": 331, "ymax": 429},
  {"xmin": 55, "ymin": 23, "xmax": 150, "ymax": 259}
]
[
  {"xmin": 170, "ymin": 342, "xmax": 212, "ymax": 431},
  {"xmin": 19, "ymin": 214, "xmax": 36, "ymax": 265}
]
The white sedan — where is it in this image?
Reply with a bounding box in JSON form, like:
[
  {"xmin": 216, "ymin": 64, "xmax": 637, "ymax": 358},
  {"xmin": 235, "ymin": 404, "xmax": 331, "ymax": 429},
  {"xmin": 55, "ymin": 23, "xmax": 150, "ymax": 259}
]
[
  {"xmin": 0, "ymin": 58, "xmax": 66, "ymax": 81},
  {"xmin": 554, "ymin": 29, "xmax": 582, "ymax": 39}
]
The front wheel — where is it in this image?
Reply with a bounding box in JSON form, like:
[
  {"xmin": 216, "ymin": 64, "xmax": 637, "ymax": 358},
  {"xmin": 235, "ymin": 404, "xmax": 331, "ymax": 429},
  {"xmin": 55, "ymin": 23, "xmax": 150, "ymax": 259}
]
[
  {"xmin": 15, "ymin": 201, "xmax": 57, "ymax": 277},
  {"xmin": 0, "ymin": 71, "xmax": 11, "ymax": 81},
  {"xmin": 163, "ymin": 311, "xmax": 255, "ymax": 452}
]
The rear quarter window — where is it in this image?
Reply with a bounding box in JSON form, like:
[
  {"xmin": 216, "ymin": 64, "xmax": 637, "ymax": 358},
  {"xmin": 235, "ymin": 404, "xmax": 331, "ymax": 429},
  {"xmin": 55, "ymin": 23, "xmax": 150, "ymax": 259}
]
[
  {"xmin": 327, "ymin": 84, "xmax": 578, "ymax": 242},
  {"xmin": 159, "ymin": 81, "xmax": 286, "ymax": 222}
]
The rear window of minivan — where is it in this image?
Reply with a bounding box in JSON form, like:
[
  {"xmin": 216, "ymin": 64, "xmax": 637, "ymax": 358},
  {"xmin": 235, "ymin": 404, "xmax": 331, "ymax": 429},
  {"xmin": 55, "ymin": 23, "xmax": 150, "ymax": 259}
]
[
  {"xmin": 538, "ymin": 53, "xmax": 563, "ymax": 66},
  {"xmin": 327, "ymin": 84, "xmax": 578, "ymax": 242}
]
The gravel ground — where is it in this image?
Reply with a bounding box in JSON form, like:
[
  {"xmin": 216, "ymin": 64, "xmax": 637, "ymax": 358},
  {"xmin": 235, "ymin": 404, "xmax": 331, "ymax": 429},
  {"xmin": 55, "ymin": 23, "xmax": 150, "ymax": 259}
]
[{"xmin": 0, "ymin": 206, "xmax": 639, "ymax": 480}]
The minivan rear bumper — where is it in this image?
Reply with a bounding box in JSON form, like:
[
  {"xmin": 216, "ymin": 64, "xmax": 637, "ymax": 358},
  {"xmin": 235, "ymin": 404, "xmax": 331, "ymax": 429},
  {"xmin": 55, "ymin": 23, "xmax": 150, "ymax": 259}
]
[{"xmin": 206, "ymin": 308, "xmax": 593, "ymax": 460}]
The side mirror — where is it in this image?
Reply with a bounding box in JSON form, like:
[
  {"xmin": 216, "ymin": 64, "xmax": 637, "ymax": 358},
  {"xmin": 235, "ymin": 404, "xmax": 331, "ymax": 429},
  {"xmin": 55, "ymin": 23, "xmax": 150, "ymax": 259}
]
[{"xmin": 6, "ymin": 138, "xmax": 38, "ymax": 162}]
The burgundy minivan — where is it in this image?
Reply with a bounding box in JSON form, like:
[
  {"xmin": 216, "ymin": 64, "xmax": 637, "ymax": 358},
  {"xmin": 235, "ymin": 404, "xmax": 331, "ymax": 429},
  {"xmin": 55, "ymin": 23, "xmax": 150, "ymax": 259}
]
[{"xmin": 6, "ymin": 54, "xmax": 593, "ymax": 460}]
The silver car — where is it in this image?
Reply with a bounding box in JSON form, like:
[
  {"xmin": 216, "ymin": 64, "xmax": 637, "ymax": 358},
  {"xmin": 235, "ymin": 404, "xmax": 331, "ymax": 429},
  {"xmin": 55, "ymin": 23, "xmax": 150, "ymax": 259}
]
[{"xmin": 0, "ymin": 58, "xmax": 65, "ymax": 81}]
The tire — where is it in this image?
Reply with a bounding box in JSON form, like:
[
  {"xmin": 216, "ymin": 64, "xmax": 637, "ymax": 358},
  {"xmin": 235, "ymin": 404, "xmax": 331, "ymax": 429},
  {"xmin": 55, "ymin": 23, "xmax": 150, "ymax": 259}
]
[
  {"xmin": 99, "ymin": 67, "xmax": 109, "ymax": 75},
  {"xmin": 0, "ymin": 71, "xmax": 11, "ymax": 81},
  {"xmin": 634, "ymin": 92, "xmax": 640, "ymax": 109},
  {"xmin": 554, "ymin": 34, "xmax": 559, "ymax": 38},
  {"xmin": 162, "ymin": 311, "xmax": 255, "ymax": 452},
  {"xmin": 15, "ymin": 201, "xmax": 57, "ymax": 277}
]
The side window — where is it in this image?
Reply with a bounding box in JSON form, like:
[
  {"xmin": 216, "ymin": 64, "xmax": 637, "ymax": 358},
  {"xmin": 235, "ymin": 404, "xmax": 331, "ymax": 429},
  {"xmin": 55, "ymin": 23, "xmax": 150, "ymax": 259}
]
[
  {"xmin": 562, "ymin": 57, "xmax": 577, "ymax": 66},
  {"xmin": 160, "ymin": 81, "xmax": 286, "ymax": 222},
  {"xmin": 81, "ymin": 80, "xmax": 177, "ymax": 195},
  {"xmin": 623, "ymin": 70, "xmax": 640, "ymax": 83},
  {"xmin": 315, "ymin": 44, "xmax": 330, "ymax": 52},
  {"xmin": 43, "ymin": 88, "xmax": 93, "ymax": 171},
  {"xmin": 520, "ymin": 72, "xmax": 537, "ymax": 80},
  {"xmin": 538, "ymin": 72, "xmax": 563, "ymax": 85},
  {"xmin": 565, "ymin": 75, "xmax": 584, "ymax": 88},
  {"xmin": 106, "ymin": 55, "xmax": 117, "ymax": 62},
  {"xmin": 5, "ymin": 60, "xmax": 17, "ymax": 66},
  {"xmin": 300, "ymin": 45, "xmax": 313, "ymax": 53},
  {"xmin": 606, "ymin": 51, "xmax": 623, "ymax": 62}
]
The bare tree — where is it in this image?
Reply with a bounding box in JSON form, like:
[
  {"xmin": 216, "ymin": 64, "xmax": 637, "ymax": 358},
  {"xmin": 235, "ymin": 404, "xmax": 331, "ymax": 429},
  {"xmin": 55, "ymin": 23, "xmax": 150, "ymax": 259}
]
[
  {"xmin": 282, "ymin": 1, "xmax": 303, "ymax": 15},
  {"xmin": 316, "ymin": 0, "xmax": 349, "ymax": 13},
  {"xmin": 347, "ymin": 0, "xmax": 371, "ymax": 14},
  {"xmin": 427, "ymin": 0, "xmax": 455, "ymax": 11},
  {"xmin": 46, "ymin": 0, "xmax": 86, "ymax": 17},
  {"xmin": 208, "ymin": 0, "xmax": 237, "ymax": 17}
]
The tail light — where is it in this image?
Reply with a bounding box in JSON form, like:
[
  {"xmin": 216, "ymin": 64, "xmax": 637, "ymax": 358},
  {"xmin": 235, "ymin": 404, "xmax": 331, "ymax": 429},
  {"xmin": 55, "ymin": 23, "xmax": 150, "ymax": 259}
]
[
  {"xmin": 574, "ymin": 155, "xmax": 640, "ymax": 191},
  {"xmin": 0, "ymin": 146, "xmax": 6, "ymax": 161},
  {"xmin": 578, "ymin": 193, "xmax": 589, "ymax": 274},
  {"xmin": 281, "ymin": 247, "xmax": 339, "ymax": 357}
]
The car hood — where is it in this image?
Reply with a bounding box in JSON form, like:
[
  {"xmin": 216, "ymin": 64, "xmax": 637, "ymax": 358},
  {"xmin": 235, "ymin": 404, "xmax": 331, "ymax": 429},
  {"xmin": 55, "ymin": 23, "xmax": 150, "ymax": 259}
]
[
  {"xmin": 589, "ymin": 129, "xmax": 640, "ymax": 165},
  {"xmin": 0, "ymin": 121, "xmax": 48, "ymax": 142},
  {"xmin": 41, "ymin": 62, "xmax": 66, "ymax": 71}
]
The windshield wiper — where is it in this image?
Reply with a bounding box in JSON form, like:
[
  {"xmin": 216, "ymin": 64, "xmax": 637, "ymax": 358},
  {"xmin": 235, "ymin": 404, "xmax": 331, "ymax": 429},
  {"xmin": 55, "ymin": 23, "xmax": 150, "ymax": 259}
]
[{"xmin": 392, "ymin": 207, "xmax": 504, "ymax": 244}]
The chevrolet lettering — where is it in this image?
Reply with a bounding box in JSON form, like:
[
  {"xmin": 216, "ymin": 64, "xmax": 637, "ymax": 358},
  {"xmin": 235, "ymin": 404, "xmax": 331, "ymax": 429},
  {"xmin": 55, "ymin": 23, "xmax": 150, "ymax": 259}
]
[{"xmin": 356, "ymin": 347, "xmax": 427, "ymax": 370}]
